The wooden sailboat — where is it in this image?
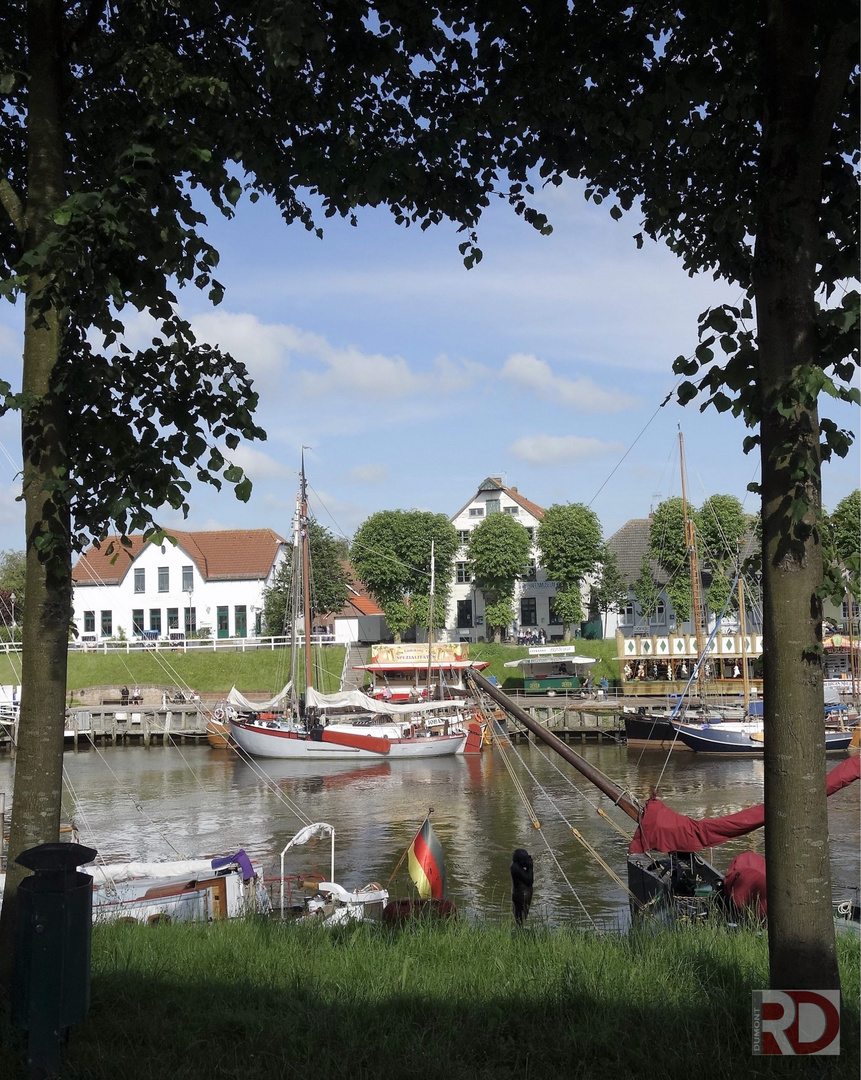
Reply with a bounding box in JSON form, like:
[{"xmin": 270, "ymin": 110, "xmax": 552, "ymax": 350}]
[
  {"xmin": 229, "ymin": 457, "xmax": 482, "ymax": 760},
  {"xmin": 467, "ymin": 668, "xmax": 860, "ymax": 919}
]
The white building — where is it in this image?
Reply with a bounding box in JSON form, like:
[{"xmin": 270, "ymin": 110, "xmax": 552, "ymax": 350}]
[
  {"xmin": 71, "ymin": 529, "xmax": 285, "ymax": 642},
  {"xmin": 445, "ymin": 477, "xmax": 560, "ymax": 642}
]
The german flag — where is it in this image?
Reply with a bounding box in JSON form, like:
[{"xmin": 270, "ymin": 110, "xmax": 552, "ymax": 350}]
[{"xmin": 408, "ymin": 817, "xmax": 446, "ymax": 899}]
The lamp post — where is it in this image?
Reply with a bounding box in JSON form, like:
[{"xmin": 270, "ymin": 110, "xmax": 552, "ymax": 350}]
[{"xmin": 9, "ymin": 592, "xmax": 15, "ymax": 627}]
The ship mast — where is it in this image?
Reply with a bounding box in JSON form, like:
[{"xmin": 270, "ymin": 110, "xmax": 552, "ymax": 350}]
[
  {"xmin": 678, "ymin": 429, "xmax": 706, "ymax": 690},
  {"xmin": 300, "ymin": 451, "xmax": 313, "ymax": 694}
]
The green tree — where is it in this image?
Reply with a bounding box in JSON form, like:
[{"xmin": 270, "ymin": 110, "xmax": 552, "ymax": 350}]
[
  {"xmin": 825, "ymin": 489, "xmax": 861, "ymax": 604},
  {"xmin": 537, "ymin": 502, "xmax": 603, "ymax": 640},
  {"xmin": 454, "ymin": 0, "xmax": 857, "ymax": 988},
  {"xmin": 467, "ymin": 514, "xmax": 531, "ymax": 643},
  {"xmin": 698, "ymin": 495, "xmax": 751, "ymax": 616},
  {"xmin": 0, "ymin": 1, "xmax": 493, "ymax": 980},
  {"xmin": 350, "ymin": 510, "xmax": 458, "ymax": 642},
  {"xmin": 648, "ymin": 498, "xmax": 696, "ymax": 627},
  {"xmin": 0, "ymin": 551, "xmax": 26, "ymax": 631},
  {"xmin": 261, "ymin": 521, "xmax": 349, "ymax": 635},
  {"xmin": 594, "ymin": 547, "xmax": 628, "ymax": 638},
  {"xmin": 632, "ymin": 554, "xmax": 662, "ymax": 623}
]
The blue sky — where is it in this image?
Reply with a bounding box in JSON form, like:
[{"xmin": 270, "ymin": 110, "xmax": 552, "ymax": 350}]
[{"xmin": 0, "ymin": 180, "xmax": 857, "ymax": 554}]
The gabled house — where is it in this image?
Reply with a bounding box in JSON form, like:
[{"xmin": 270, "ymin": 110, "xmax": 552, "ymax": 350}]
[
  {"xmin": 72, "ymin": 529, "xmax": 286, "ymax": 641},
  {"xmin": 445, "ymin": 477, "xmax": 559, "ymax": 642}
]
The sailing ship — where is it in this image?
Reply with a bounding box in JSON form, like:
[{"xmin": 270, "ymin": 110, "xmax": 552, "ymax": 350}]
[
  {"xmin": 467, "ymin": 668, "xmax": 860, "ymax": 919},
  {"xmin": 229, "ymin": 458, "xmax": 483, "ymax": 760},
  {"xmin": 670, "ymin": 719, "xmax": 854, "ymax": 754}
]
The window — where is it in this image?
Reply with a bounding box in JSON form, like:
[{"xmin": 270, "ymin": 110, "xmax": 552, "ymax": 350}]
[
  {"xmin": 456, "ymin": 562, "xmax": 471, "ymax": 584},
  {"xmin": 84, "ymin": 611, "xmax": 95, "ymax": 633},
  {"xmin": 457, "ymin": 599, "xmax": 473, "ymax": 628},
  {"xmin": 520, "ymin": 598, "xmax": 537, "ymax": 626},
  {"xmin": 158, "ymin": 566, "xmax": 169, "ymax": 593},
  {"xmin": 524, "ymin": 527, "xmax": 535, "ymax": 541},
  {"xmin": 548, "ymin": 597, "xmax": 563, "ymax": 625},
  {"xmin": 619, "ymin": 603, "xmax": 634, "ymax": 625},
  {"xmin": 842, "ymin": 600, "xmax": 860, "ymax": 618},
  {"xmin": 132, "ymin": 609, "xmax": 144, "ymax": 635},
  {"xmin": 182, "ymin": 564, "xmax": 194, "ymax": 591},
  {"xmin": 504, "ymin": 505, "xmax": 519, "ymax": 516},
  {"xmin": 149, "ymin": 609, "xmax": 162, "ymax": 634},
  {"xmin": 167, "ymin": 608, "xmax": 179, "ymax": 630},
  {"xmin": 184, "ymin": 607, "xmax": 197, "ymax": 634},
  {"xmin": 134, "ymin": 568, "xmax": 145, "ymax": 593},
  {"xmin": 485, "ymin": 498, "xmax": 500, "ymax": 516},
  {"xmin": 655, "ymin": 601, "xmax": 667, "ymax": 624},
  {"xmin": 100, "ymin": 610, "xmax": 112, "ymax": 637},
  {"xmin": 521, "ymin": 561, "xmax": 537, "ymax": 582},
  {"xmin": 457, "ymin": 530, "xmax": 470, "ymax": 545},
  {"xmin": 468, "ymin": 507, "xmax": 484, "ymax": 518}
]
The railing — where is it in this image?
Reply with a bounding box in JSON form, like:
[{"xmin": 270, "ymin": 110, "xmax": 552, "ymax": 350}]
[{"xmin": 1, "ymin": 633, "xmax": 338, "ymax": 657}]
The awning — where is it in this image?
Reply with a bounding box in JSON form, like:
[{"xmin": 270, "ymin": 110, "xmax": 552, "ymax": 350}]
[{"xmin": 503, "ymin": 655, "xmax": 597, "ymax": 669}]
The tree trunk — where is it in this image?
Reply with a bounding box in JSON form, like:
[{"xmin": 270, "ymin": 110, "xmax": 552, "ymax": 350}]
[
  {"xmin": 0, "ymin": 0, "xmax": 71, "ymax": 995},
  {"xmin": 755, "ymin": 0, "xmax": 851, "ymax": 991}
]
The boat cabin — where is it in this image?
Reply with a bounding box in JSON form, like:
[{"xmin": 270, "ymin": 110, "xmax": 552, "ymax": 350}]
[
  {"xmin": 355, "ymin": 642, "xmax": 489, "ymax": 702},
  {"xmin": 504, "ymin": 647, "xmax": 597, "ymax": 695}
]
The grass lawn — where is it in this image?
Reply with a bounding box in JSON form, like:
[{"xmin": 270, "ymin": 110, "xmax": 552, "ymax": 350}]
[
  {"xmin": 0, "ymin": 639, "xmax": 621, "ymax": 696},
  {"xmin": 2, "ymin": 919, "xmax": 857, "ymax": 1080}
]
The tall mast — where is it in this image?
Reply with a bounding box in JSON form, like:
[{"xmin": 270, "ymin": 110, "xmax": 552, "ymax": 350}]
[
  {"xmin": 679, "ymin": 429, "xmax": 706, "ymax": 683},
  {"xmin": 426, "ymin": 539, "xmax": 435, "ymax": 693},
  {"xmin": 738, "ymin": 570, "xmax": 751, "ymax": 712},
  {"xmin": 300, "ymin": 451, "xmax": 313, "ymax": 694}
]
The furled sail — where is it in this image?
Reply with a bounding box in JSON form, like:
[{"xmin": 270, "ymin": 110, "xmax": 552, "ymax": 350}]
[
  {"xmin": 629, "ymin": 754, "xmax": 860, "ymax": 854},
  {"xmin": 227, "ymin": 682, "xmax": 293, "ymax": 712}
]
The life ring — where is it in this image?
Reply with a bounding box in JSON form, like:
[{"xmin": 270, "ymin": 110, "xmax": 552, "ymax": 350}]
[
  {"xmin": 212, "ymin": 707, "xmax": 224, "ymax": 722},
  {"xmin": 363, "ymin": 882, "xmax": 383, "ymax": 892}
]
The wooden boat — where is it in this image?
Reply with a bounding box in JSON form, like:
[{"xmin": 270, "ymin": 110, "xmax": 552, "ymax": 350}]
[
  {"xmin": 467, "ymin": 668, "xmax": 860, "ymax": 920},
  {"xmin": 229, "ymin": 457, "xmax": 482, "ymax": 761},
  {"xmin": 85, "ymin": 850, "xmax": 270, "ymax": 924}
]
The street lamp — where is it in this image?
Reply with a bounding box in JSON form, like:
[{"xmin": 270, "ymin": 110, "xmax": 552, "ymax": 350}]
[{"xmin": 9, "ymin": 592, "xmax": 15, "ymax": 626}]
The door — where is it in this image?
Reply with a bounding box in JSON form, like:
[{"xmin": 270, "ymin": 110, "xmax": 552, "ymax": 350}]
[
  {"xmin": 235, "ymin": 605, "xmax": 247, "ymax": 638},
  {"xmin": 217, "ymin": 606, "xmax": 229, "ymax": 638}
]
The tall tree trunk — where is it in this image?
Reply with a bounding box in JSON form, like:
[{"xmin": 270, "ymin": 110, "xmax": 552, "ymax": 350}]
[
  {"xmin": 755, "ymin": 0, "xmax": 851, "ymax": 991},
  {"xmin": 0, "ymin": 0, "xmax": 71, "ymax": 995}
]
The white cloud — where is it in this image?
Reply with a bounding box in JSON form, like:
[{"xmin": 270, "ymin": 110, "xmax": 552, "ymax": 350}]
[
  {"xmin": 190, "ymin": 311, "xmax": 296, "ymax": 387},
  {"xmin": 508, "ymin": 434, "xmax": 622, "ymax": 465},
  {"xmin": 224, "ymin": 443, "xmax": 294, "ymax": 482},
  {"xmin": 348, "ymin": 464, "xmax": 389, "ymax": 484},
  {"xmin": 501, "ymin": 353, "xmax": 639, "ymax": 413}
]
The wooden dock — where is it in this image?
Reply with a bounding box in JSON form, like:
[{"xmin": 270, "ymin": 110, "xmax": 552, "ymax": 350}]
[{"xmin": 0, "ymin": 704, "xmax": 209, "ymax": 752}]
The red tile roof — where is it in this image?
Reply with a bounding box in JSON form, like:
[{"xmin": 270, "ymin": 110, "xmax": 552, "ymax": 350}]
[{"xmin": 72, "ymin": 529, "xmax": 285, "ymax": 585}]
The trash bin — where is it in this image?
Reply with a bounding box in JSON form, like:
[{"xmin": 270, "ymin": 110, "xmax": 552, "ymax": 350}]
[{"xmin": 12, "ymin": 842, "xmax": 97, "ymax": 1078}]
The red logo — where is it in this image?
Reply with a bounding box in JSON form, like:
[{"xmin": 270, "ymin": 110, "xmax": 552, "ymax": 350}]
[{"xmin": 752, "ymin": 991, "xmax": 840, "ymax": 1055}]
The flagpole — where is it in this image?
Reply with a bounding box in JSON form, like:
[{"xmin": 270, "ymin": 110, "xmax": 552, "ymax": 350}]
[{"xmin": 386, "ymin": 808, "xmax": 433, "ymax": 888}]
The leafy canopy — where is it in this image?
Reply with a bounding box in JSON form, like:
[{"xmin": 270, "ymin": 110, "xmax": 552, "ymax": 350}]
[
  {"xmin": 536, "ymin": 503, "xmax": 603, "ymax": 589},
  {"xmin": 261, "ymin": 520, "xmax": 349, "ymax": 635}
]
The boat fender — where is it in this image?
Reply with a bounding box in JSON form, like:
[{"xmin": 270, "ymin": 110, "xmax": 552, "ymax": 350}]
[{"xmin": 310, "ymin": 725, "xmax": 324, "ymax": 742}]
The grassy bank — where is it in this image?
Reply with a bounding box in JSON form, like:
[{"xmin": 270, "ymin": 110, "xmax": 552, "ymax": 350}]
[
  {"xmin": 0, "ymin": 639, "xmax": 621, "ymax": 697},
  {"xmin": 2, "ymin": 920, "xmax": 858, "ymax": 1079}
]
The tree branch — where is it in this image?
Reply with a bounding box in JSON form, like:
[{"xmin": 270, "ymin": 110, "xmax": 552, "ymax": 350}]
[{"xmin": 0, "ymin": 173, "xmax": 25, "ymax": 239}]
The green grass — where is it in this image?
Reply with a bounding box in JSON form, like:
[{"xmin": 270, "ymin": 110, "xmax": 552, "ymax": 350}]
[
  {"xmin": 2, "ymin": 920, "xmax": 857, "ymax": 1079},
  {"xmin": 0, "ymin": 640, "xmax": 621, "ymax": 696}
]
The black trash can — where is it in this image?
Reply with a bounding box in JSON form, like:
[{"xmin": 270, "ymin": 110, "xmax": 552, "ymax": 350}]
[{"xmin": 11, "ymin": 842, "xmax": 97, "ymax": 1079}]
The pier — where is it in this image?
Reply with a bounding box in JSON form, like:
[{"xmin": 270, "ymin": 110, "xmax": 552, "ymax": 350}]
[{"xmin": 0, "ymin": 704, "xmax": 209, "ymax": 752}]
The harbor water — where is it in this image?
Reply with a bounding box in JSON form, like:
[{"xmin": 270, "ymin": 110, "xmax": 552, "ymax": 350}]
[{"xmin": 1, "ymin": 741, "xmax": 857, "ymax": 928}]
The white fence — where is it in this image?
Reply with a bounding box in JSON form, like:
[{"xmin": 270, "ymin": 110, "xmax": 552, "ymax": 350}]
[{"xmin": 0, "ymin": 633, "xmax": 338, "ymax": 658}]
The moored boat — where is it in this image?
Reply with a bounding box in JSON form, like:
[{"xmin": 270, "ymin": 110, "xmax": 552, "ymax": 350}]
[{"xmin": 671, "ymin": 719, "xmax": 854, "ymax": 754}]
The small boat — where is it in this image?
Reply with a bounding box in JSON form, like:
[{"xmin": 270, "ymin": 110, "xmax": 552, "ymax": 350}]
[
  {"xmin": 229, "ymin": 457, "xmax": 483, "ymax": 761},
  {"xmin": 205, "ymin": 702, "xmax": 238, "ymax": 748},
  {"xmin": 278, "ymin": 822, "xmax": 388, "ymax": 924},
  {"xmin": 672, "ymin": 719, "xmax": 854, "ymax": 754},
  {"xmin": 86, "ymin": 850, "xmax": 270, "ymax": 924}
]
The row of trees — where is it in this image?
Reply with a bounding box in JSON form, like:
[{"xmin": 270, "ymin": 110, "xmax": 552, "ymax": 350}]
[{"xmin": 261, "ymin": 490, "xmax": 861, "ymax": 644}]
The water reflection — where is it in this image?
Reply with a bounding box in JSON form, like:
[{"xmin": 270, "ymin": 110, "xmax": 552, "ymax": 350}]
[{"xmin": 0, "ymin": 742, "xmax": 856, "ymax": 928}]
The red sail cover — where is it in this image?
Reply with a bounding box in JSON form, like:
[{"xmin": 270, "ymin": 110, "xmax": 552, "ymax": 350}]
[{"xmin": 629, "ymin": 755, "xmax": 860, "ymax": 854}]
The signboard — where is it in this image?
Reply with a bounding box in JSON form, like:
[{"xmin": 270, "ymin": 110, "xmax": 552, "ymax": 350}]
[{"xmin": 371, "ymin": 643, "xmax": 467, "ymax": 665}]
